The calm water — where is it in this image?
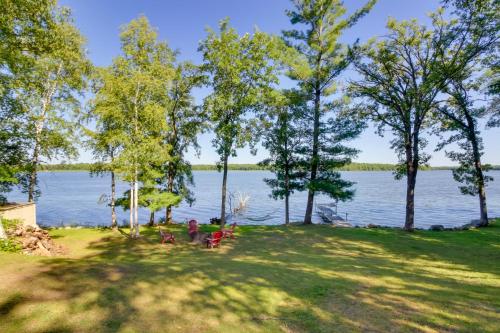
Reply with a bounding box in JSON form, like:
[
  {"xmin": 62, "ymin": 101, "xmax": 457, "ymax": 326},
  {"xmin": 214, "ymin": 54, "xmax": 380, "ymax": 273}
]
[{"xmin": 5, "ymin": 170, "xmax": 500, "ymax": 228}]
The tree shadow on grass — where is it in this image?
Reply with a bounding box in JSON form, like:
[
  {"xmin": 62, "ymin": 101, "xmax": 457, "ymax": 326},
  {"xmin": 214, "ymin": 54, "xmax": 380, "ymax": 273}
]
[{"xmin": 0, "ymin": 223, "xmax": 499, "ymax": 332}]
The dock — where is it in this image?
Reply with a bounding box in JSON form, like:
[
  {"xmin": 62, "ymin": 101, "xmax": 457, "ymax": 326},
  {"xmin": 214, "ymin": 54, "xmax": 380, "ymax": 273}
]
[{"xmin": 316, "ymin": 203, "xmax": 351, "ymax": 227}]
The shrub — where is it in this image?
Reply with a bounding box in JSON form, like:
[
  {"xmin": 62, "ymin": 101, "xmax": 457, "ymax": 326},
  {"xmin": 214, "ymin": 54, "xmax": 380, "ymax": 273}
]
[{"xmin": 0, "ymin": 239, "xmax": 22, "ymax": 252}]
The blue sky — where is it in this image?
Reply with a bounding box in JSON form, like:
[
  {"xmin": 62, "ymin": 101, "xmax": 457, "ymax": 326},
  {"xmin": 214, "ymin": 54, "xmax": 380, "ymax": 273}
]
[{"xmin": 61, "ymin": 0, "xmax": 499, "ymax": 166}]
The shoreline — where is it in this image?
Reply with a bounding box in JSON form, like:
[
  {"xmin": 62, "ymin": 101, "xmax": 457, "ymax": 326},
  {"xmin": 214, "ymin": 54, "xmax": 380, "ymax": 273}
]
[{"xmin": 33, "ymin": 218, "xmax": 497, "ymax": 232}]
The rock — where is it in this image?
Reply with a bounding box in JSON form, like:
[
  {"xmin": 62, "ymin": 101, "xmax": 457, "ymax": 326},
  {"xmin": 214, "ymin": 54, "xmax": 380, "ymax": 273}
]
[{"xmin": 429, "ymin": 225, "xmax": 445, "ymax": 231}]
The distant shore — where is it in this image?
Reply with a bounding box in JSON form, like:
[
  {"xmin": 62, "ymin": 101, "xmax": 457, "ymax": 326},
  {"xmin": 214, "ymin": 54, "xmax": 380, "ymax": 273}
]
[{"xmin": 39, "ymin": 162, "xmax": 500, "ymax": 172}]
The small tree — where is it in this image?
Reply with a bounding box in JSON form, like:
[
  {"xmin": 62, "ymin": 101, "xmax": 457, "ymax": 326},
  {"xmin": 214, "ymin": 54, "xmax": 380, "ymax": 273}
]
[
  {"xmin": 435, "ymin": 79, "xmax": 494, "ymax": 226},
  {"xmin": 85, "ymin": 120, "xmax": 122, "ymax": 228},
  {"xmin": 199, "ymin": 18, "xmax": 280, "ymax": 227},
  {"xmin": 260, "ymin": 90, "xmax": 307, "ymax": 225},
  {"xmin": 163, "ymin": 62, "xmax": 206, "ymax": 224}
]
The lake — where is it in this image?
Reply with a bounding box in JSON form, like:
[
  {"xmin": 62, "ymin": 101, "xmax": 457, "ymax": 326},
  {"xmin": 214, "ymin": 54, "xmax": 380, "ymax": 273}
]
[{"xmin": 5, "ymin": 170, "xmax": 500, "ymax": 228}]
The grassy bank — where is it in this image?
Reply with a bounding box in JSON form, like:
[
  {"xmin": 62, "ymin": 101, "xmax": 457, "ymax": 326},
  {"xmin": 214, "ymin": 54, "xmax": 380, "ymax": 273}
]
[{"xmin": 1, "ymin": 221, "xmax": 499, "ymax": 332}]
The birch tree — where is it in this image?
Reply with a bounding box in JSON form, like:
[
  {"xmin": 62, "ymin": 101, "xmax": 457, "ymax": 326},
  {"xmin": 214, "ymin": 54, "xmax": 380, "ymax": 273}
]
[
  {"xmin": 199, "ymin": 18, "xmax": 281, "ymax": 227},
  {"xmin": 17, "ymin": 7, "xmax": 91, "ymax": 202},
  {"xmin": 283, "ymin": 0, "xmax": 377, "ymax": 224},
  {"xmin": 86, "ymin": 74, "xmax": 123, "ymax": 229},
  {"xmin": 0, "ymin": 0, "xmax": 70, "ymax": 202},
  {"xmin": 91, "ymin": 16, "xmax": 176, "ymax": 237}
]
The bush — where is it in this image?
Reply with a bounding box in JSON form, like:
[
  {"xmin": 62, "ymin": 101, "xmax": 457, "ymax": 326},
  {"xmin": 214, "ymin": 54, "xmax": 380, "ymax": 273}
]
[{"xmin": 0, "ymin": 239, "xmax": 22, "ymax": 252}]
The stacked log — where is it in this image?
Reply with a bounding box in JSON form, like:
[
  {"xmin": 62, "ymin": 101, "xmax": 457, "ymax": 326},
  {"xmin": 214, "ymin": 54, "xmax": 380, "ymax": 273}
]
[{"xmin": 9, "ymin": 225, "xmax": 66, "ymax": 256}]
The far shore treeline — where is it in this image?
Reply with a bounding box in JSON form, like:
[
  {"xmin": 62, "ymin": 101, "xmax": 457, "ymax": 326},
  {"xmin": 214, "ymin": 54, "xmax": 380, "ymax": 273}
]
[
  {"xmin": 39, "ymin": 163, "xmax": 500, "ymax": 172},
  {"xmin": 1, "ymin": 0, "xmax": 498, "ymax": 235}
]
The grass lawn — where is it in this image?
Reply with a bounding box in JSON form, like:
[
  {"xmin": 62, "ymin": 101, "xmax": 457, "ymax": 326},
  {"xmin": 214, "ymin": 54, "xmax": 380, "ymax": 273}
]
[{"xmin": 0, "ymin": 220, "xmax": 499, "ymax": 333}]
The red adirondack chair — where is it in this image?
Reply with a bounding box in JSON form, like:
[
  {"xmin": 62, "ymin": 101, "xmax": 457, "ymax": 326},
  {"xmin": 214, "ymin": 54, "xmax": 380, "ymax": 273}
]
[
  {"xmin": 159, "ymin": 228, "xmax": 175, "ymax": 244},
  {"xmin": 188, "ymin": 219, "xmax": 198, "ymax": 241},
  {"xmin": 206, "ymin": 230, "xmax": 223, "ymax": 249},
  {"xmin": 222, "ymin": 223, "xmax": 237, "ymax": 239}
]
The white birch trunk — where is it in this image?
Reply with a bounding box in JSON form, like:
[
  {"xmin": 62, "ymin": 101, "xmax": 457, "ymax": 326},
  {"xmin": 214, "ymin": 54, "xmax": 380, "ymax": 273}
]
[
  {"xmin": 129, "ymin": 182, "xmax": 134, "ymax": 233},
  {"xmin": 0, "ymin": 218, "xmax": 7, "ymax": 239},
  {"xmin": 134, "ymin": 173, "xmax": 139, "ymax": 237},
  {"xmin": 28, "ymin": 63, "xmax": 63, "ymax": 202}
]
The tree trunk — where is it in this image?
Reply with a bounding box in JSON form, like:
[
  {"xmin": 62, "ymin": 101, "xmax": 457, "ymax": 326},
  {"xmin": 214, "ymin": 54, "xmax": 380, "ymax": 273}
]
[
  {"xmin": 404, "ymin": 134, "xmax": 418, "ymax": 231},
  {"xmin": 284, "ymin": 148, "xmax": 290, "ymax": 226},
  {"xmin": 166, "ymin": 206, "xmax": 172, "ymax": 225},
  {"xmin": 166, "ymin": 163, "xmax": 174, "ymax": 225},
  {"xmin": 27, "ymin": 140, "xmax": 40, "ymax": 202},
  {"xmin": 129, "ymin": 183, "xmax": 134, "ymax": 232},
  {"xmin": 304, "ymin": 87, "xmax": 321, "ymax": 224},
  {"xmin": 466, "ymin": 118, "xmax": 489, "ymax": 227},
  {"xmin": 0, "ymin": 219, "xmax": 7, "ymax": 239},
  {"xmin": 148, "ymin": 211, "xmax": 155, "ymax": 227},
  {"xmin": 111, "ymin": 171, "xmax": 117, "ymax": 229},
  {"xmin": 405, "ymin": 165, "xmax": 417, "ymax": 231},
  {"xmin": 285, "ymin": 194, "xmax": 290, "ymax": 226},
  {"xmin": 220, "ymin": 153, "xmax": 229, "ymax": 228},
  {"xmin": 133, "ymin": 176, "xmax": 139, "ymax": 237}
]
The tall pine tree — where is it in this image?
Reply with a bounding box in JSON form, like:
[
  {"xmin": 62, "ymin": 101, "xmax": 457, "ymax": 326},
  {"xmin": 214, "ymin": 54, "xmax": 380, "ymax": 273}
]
[{"xmin": 283, "ymin": 0, "xmax": 376, "ymax": 224}]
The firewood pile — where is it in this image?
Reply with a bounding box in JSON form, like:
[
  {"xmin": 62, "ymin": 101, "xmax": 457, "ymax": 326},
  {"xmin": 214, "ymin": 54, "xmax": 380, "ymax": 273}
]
[{"xmin": 9, "ymin": 225, "xmax": 66, "ymax": 256}]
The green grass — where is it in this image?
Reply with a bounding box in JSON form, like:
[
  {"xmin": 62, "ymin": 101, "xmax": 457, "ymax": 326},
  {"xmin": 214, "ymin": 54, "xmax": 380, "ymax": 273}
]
[{"xmin": 1, "ymin": 221, "xmax": 499, "ymax": 333}]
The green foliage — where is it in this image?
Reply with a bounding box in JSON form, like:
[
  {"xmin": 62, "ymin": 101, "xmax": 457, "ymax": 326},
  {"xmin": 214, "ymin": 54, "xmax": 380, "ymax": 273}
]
[
  {"xmin": 0, "ymin": 239, "xmax": 21, "ymax": 252},
  {"xmin": 2, "ymin": 4, "xmax": 91, "ymax": 202},
  {"xmin": 0, "ymin": 0, "xmax": 61, "ymax": 202},
  {"xmin": 1, "ymin": 218, "xmax": 22, "ymax": 231},
  {"xmin": 89, "ymin": 16, "xmax": 177, "ymax": 234},
  {"xmin": 200, "ymin": 18, "xmax": 281, "ymax": 160},
  {"xmin": 160, "ymin": 62, "xmax": 207, "ymax": 219},
  {"xmin": 282, "ymin": 0, "xmax": 375, "ymax": 219},
  {"xmin": 91, "ymin": 15, "xmax": 175, "ymax": 183},
  {"xmin": 0, "ymin": 218, "xmax": 21, "ymax": 252},
  {"xmin": 260, "ymin": 90, "xmax": 307, "ymax": 202},
  {"xmin": 116, "ymin": 186, "xmax": 181, "ymax": 213},
  {"xmin": 434, "ymin": 80, "xmax": 494, "ymax": 197},
  {"xmin": 199, "ymin": 18, "xmax": 282, "ymax": 223}
]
